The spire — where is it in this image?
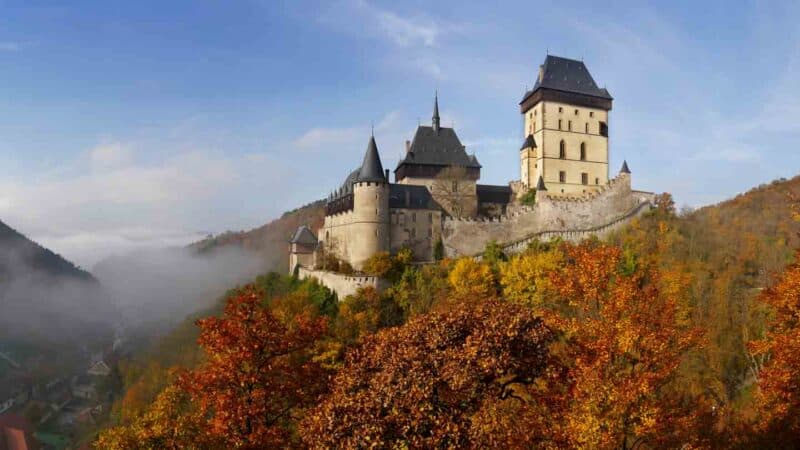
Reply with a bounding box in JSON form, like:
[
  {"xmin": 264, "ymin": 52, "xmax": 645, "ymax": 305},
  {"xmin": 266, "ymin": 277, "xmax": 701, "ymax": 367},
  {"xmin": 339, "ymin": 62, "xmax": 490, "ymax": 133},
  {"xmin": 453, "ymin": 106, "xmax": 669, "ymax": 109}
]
[
  {"xmin": 536, "ymin": 175, "xmax": 547, "ymax": 191},
  {"xmin": 432, "ymin": 90, "xmax": 440, "ymax": 133},
  {"xmin": 620, "ymin": 160, "xmax": 630, "ymax": 174},
  {"xmin": 357, "ymin": 135, "xmax": 386, "ymax": 183}
]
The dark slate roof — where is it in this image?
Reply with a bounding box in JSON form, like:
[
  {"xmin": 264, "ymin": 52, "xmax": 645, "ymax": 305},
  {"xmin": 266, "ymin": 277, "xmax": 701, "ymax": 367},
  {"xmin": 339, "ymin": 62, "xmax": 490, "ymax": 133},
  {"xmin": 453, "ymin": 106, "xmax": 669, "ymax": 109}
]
[
  {"xmin": 520, "ymin": 55, "xmax": 612, "ymax": 104},
  {"xmin": 290, "ymin": 225, "xmax": 318, "ymax": 245},
  {"xmin": 476, "ymin": 184, "xmax": 512, "ymax": 205},
  {"xmin": 521, "ymin": 134, "xmax": 537, "ymax": 149},
  {"xmin": 389, "ymin": 184, "xmax": 441, "ymax": 210},
  {"xmin": 396, "ymin": 126, "xmax": 481, "ymax": 169},
  {"xmin": 536, "ymin": 175, "xmax": 547, "ymax": 191},
  {"xmin": 358, "ymin": 135, "xmax": 386, "ymax": 183},
  {"xmin": 620, "ymin": 160, "xmax": 631, "ymax": 174}
]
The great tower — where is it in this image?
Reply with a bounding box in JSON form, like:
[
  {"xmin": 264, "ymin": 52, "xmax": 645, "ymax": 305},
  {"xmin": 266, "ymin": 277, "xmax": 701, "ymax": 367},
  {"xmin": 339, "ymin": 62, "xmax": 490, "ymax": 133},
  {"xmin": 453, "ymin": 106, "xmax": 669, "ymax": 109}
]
[{"xmin": 519, "ymin": 55, "xmax": 612, "ymax": 195}]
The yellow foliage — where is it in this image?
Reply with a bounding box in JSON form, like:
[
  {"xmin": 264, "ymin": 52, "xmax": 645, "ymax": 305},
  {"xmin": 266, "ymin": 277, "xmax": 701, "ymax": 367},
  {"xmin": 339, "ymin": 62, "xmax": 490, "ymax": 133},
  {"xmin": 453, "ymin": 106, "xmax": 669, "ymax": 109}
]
[
  {"xmin": 448, "ymin": 258, "xmax": 496, "ymax": 299},
  {"xmin": 499, "ymin": 249, "xmax": 562, "ymax": 308}
]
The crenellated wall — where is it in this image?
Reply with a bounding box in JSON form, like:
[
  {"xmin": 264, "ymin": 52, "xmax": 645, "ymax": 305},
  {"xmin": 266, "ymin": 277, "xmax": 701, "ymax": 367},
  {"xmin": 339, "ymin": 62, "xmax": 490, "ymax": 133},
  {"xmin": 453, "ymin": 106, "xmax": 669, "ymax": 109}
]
[
  {"xmin": 297, "ymin": 267, "xmax": 390, "ymax": 299},
  {"xmin": 442, "ymin": 173, "xmax": 654, "ymax": 256}
]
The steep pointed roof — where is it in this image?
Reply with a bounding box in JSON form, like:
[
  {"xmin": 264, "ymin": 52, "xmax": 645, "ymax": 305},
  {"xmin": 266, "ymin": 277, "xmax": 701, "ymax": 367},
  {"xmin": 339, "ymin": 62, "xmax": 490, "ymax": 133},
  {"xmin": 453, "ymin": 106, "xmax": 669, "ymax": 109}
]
[
  {"xmin": 432, "ymin": 91, "xmax": 440, "ymax": 132},
  {"xmin": 536, "ymin": 175, "xmax": 547, "ymax": 191},
  {"xmin": 357, "ymin": 135, "xmax": 386, "ymax": 183},
  {"xmin": 290, "ymin": 225, "xmax": 318, "ymax": 245},
  {"xmin": 620, "ymin": 160, "xmax": 630, "ymax": 174},
  {"xmin": 520, "ymin": 134, "xmax": 537, "ymax": 150}
]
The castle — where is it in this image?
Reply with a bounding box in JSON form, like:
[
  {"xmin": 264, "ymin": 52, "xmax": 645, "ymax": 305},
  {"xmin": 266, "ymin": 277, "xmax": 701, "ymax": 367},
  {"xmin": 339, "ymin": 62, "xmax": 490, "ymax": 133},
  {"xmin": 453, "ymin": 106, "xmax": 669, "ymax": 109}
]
[{"xmin": 290, "ymin": 55, "xmax": 654, "ymax": 273}]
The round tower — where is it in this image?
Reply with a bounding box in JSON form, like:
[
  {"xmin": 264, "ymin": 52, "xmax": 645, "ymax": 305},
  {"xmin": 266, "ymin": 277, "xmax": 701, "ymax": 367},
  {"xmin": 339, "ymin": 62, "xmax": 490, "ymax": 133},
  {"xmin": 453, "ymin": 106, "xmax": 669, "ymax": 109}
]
[{"xmin": 350, "ymin": 135, "xmax": 390, "ymax": 269}]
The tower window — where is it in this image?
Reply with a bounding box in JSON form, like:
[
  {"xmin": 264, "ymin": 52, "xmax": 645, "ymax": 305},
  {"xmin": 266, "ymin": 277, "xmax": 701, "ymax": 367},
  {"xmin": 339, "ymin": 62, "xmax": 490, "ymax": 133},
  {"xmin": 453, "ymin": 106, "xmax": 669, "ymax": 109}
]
[
  {"xmin": 589, "ymin": 111, "xmax": 594, "ymax": 118},
  {"xmin": 568, "ymin": 120, "xmax": 572, "ymax": 131},
  {"xmin": 575, "ymin": 109, "xmax": 579, "ymax": 115},
  {"xmin": 585, "ymin": 123, "xmax": 589, "ymax": 133},
  {"xmin": 559, "ymin": 140, "xmax": 566, "ymax": 159},
  {"xmin": 595, "ymin": 177, "xmax": 599, "ymax": 185},
  {"xmin": 600, "ymin": 121, "xmax": 609, "ymax": 137},
  {"xmin": 558, "ymin": 119, "xmax": 562, "ymax": 130},
  {"xmin": 559, "ymin": 171, "xmax": 566, "ymax": 183},
  {"xmin": 580, "ymin": 143, "xmax": 586, "ymax": 161},
  {"xmin": 558, "ymin": 107, "xmax": 563, "ymax": 113},
  {"xmin": 581, "ymin": 173, "xmax": 588, "ymax": 185}
]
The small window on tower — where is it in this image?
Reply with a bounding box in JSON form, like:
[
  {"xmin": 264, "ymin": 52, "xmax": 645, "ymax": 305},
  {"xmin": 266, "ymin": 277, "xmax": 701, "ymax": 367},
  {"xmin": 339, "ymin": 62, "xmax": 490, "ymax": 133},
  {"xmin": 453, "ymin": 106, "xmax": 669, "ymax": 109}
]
[
  {"xmin": 559, "ymin": 171, "xmax": 566, "ymax": 183},
  {"xmin": 589, "ymin": 111, "xmax": 594, "ymax": 118},
  {"xmin": 580, "ymin": 143, "xmax": 586, "ymax": 161},
  {"xmin": 568, "ymin": 120, "xmax": 572, "ymax": 131},
  {"xmin": 559, "ymin": 140, "xmax": 566, "ymax": 159},
  {"xmin": 575, "ymin": 109, "xmax": 579, "ymax": 115},
  {"xmin": 595, "ymin": 177, "xmax": 599, "ymax": 185},
  {"xmin": 558, "ymin": 107, "xmax": 563, "ymax": 113},
  {"xmin": 581, "ymin": 173, "xmax": 588, "ymax": 185},
  {"xmin": 558, "ymin": 119, "xmax": 562, "ymax": 130},
  {"xmin": 585, "ymin": 123, "xmax": 589, "ymax": 133}
]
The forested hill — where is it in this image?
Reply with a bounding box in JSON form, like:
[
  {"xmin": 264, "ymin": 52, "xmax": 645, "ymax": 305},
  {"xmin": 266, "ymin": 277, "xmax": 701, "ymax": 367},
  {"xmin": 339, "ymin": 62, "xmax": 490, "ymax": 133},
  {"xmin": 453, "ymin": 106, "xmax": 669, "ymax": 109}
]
[
  {"xmin": 189, "ymin": 199, "xmax": 325, "ymax": 272},
  {"xmin": 0, "ymin": 219, "xmax": 95, "ymax": 283}
]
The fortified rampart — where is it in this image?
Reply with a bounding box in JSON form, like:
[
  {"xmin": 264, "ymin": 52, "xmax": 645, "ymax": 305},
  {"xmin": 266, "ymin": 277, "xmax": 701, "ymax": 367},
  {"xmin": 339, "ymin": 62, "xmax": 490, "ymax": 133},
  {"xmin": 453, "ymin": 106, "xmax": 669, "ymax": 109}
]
[
  {"xmin": 297, "ymin": 267, "xmax": 390, "ymax": 299},
  {"xmin": 442, "ymin": 173, "xmax": 654, "ymax": 257}
]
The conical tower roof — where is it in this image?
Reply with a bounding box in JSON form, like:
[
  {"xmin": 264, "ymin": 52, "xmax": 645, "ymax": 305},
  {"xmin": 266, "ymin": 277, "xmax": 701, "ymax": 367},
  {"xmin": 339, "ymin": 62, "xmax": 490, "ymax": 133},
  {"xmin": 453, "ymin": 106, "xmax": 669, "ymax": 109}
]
[
  {"xmin": 357, "ymin": 135, "xmax": 386, "ymax": 183},
  {"xmin": 536, "ymin": 175, "xmax": 547, "ymax": 191},
  {"xmin": 620, "ymin": 160, "xmax": 630, "ymax": 174}
]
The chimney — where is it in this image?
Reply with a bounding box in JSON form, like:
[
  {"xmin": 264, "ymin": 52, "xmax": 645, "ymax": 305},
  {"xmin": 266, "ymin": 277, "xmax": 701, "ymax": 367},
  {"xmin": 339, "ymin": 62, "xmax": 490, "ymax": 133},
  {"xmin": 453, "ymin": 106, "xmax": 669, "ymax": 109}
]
[{"xmin": 538, "ymin": 64, "xmax": 544, "ymax": 83}]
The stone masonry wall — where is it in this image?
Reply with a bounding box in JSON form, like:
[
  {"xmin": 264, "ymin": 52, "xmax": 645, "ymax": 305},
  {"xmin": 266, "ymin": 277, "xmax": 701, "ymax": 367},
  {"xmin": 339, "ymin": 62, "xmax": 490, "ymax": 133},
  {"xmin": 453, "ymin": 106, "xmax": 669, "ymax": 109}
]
[
  {"xmin": 297, "ymin": 267, "xmax": 390, "ymax": 299},
  {"xmin": 442, "ymin": 173, "xmax": 654, "ymax": 256}
]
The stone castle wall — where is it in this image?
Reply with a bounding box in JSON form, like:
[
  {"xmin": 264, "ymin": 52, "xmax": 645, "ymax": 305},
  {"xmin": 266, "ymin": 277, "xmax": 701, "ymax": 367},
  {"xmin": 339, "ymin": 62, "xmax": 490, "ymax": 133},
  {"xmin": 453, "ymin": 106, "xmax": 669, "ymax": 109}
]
[
  {"xmin": 442, "ymin": 173, "xmax": 654, "ymax": 256},
  {"xmin": 297, "ymin": 267, "xmax": 390, "ymax": 299}
]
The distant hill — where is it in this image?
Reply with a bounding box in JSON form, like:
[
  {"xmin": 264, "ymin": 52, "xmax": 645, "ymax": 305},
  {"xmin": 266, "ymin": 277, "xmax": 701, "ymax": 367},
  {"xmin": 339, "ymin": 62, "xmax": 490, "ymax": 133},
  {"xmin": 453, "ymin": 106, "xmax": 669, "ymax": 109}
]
[
  {"xmin": 189, "ymin": 200, "xmax": 326, "ymax": 272},
  {"xmin": 0, "ymin": 218, "xmax": 117, "ymax": 352},
  {"xmin": 0, "ymin": 219, "xmax": 95, "ymax": 283}
]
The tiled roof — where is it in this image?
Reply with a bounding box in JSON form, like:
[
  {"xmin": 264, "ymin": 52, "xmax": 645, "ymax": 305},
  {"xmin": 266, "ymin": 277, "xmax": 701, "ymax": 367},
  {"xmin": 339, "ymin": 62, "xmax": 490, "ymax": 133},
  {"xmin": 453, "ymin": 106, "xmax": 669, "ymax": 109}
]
[
  {"xmin": 397, "ymin": 126, "xmax": 481, "ymax": 169},
  {"xmin": 389, "ymin": 184, "xmax": 441, "ymax": 210},
  {"xmin": 290, "ymin": 225, "xmax": 318, "ymax": 245},
  {"xmin": 520, "ymin": 55, "xmax": 612, "ymax": 104}
]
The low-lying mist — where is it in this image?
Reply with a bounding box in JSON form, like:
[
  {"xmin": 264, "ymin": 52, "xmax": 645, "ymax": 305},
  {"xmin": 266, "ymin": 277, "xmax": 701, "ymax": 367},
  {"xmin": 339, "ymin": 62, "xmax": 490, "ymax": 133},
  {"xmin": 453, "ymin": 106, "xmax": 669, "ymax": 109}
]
[{"xmin": 93, "ymin": 246, "xmax": 267, "ymax": 330}]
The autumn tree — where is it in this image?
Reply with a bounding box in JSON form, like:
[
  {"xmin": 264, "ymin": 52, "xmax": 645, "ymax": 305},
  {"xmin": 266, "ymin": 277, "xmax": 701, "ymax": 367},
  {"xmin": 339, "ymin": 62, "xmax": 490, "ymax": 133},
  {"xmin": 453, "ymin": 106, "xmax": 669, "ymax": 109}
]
[
  {"xmin": 448, "ymin": 258, "xmax": 497, "ymax": 300},
  {"xmin": 180, "ymin": 285, "xmax": 329, "ymax": 448},
  {"xmin": 95, "ymin": 384, "xmax": 221, "ymax": 450},
  {"xmin": 747, "ymin": 249, "xmax": 800, "ymax": 445},
  {"xmin": 300, "ymin": 299, "xmax": 555, "ymax": 448},
  {"xmin": 539, "ymin": 241, "xmax": 703, "ymax": 448}
]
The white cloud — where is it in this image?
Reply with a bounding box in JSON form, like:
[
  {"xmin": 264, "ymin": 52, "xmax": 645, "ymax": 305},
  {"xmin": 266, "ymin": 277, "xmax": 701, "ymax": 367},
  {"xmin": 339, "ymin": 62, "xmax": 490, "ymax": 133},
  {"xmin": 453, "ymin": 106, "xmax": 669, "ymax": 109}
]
[
  {"xmin": 0, "ymin": 42, "xmax": 22, "ymax": 52},
  {"xmin": 89, "ymin": 142, "xmax": 133, "ymax": 169},
  {"xmin": 0, "ymin": 140, "xmax": 291, "ymax": 268},
  {"xmin": 293, "ymin": 110, "xmax": 403, "ymax": 152}
]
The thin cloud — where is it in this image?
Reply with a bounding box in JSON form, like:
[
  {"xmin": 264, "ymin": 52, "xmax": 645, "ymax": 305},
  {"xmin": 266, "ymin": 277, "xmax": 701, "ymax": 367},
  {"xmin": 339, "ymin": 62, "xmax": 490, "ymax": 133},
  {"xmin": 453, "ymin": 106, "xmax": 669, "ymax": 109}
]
[{"xmin": 0, "ymin": 42, "xmax": 22, "ymax": 52}]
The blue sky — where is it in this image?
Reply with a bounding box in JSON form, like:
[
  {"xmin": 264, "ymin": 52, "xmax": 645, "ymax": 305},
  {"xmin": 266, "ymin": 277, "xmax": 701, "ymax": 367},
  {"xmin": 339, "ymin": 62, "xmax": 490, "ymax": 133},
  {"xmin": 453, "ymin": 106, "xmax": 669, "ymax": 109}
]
[{"xmin": 0, "ymin": 0, "xmax": 799, "ymax": 267}]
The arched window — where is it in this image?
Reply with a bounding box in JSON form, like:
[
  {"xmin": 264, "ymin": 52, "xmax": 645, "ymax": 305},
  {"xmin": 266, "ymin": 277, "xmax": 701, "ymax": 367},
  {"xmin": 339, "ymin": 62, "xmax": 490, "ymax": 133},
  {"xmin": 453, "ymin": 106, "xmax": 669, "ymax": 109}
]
[
  {"xmin": 559, "ymin": 140, "xmax": 566, "ymax": 159},
  {"xmin": 580, "ymin": 142, "xmax": 586, "ymax": 161}
]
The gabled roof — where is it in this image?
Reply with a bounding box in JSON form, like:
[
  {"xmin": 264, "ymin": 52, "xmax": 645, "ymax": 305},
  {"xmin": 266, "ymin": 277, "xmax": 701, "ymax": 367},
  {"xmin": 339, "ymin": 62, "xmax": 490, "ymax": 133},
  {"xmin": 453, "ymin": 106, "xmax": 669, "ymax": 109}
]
[
  {"xmin": 396, "ymin": 126, "xmax": 481, "ymax": 169},
  {"xmin": 357, "ymin": 135, "xmax": 386, "ymax": 183},
  {"xmin": 520, "ymin": 55, "xmax": 612, "ymax": 104},
  {"xmin": 521, "ymin": 134, "xmax": 537, "ymax": 150},
  {"xmin": 290, "ymin": 225, "xmax": 318, "ymax": 245}
]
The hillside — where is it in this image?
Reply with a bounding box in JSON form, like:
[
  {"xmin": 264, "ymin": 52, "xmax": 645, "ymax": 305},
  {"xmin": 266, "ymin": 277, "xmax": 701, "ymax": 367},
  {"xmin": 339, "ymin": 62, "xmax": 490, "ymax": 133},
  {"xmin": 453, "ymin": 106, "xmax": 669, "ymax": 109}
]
[
  {"xmin": 0, "ymin": 218, "xmax": 118, "ymax": 384},
  {"xmin": 189, "ymin": 200, "xmax": 325, "ymax": 273}
]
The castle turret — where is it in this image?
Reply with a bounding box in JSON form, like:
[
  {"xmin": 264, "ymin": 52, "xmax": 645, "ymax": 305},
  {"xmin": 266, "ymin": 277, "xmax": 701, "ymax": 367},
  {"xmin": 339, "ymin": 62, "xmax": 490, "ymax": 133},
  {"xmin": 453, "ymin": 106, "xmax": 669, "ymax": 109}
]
[{"xmin": 351, "ymin": 134, "xmax": 390, "ymax": 269}]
